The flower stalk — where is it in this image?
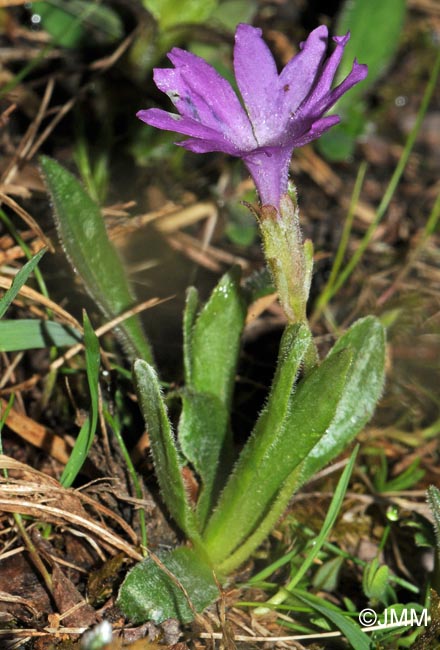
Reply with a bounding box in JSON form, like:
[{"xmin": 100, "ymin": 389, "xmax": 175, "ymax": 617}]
[{"xmin": 258, "ymin": 190, "xmax": 313, "ymax": 323}]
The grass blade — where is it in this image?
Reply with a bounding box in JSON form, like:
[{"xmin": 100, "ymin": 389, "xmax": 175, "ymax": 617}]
[
  {"xmin": 60, "ymin": 312, "xmax": 100, "ymax": 487},
  {"xmin": 293, "ymin": 590, "xmax": 371, "ymax": 650},
  {"xmin": 0, "ymin": 248, "xmax": 46, "ymax": 319},
  {"xmin": 262, "ymin": 446, "xmax": 358, "ymax": 611},
  {"xmin": 327, "ymin": 46, "xmax": 440, "ymax": 301},
  {"xmin": 0, "ymin": 319, "xmax": 81, "ymax": 351}
]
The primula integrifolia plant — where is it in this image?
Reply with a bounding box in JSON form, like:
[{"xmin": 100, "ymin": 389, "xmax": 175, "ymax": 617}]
[
  {"xmin": 117, "ymin": 24, "xmax": 385, "ymax": 624},
  {"xmin": 138, "ymin": 24, "xmax": 367, "ymax": 324}
]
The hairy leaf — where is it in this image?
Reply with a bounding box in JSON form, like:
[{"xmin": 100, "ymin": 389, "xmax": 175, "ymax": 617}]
[
  {"xmin": 190, "ymin": 266, "xmax": 246, "ymax": 409},
  {"xmin": 133, "ymin": 360, "xmax": 199, "ymax": 542},
  {"xmin": 179, "ymin": 268, "xmax": 246, "ymax": 526},
  {"xmin": 40, "ymin": 156, "xmax": 153, "ymax": 364},
  {"xmin": 203, "ymin": 326, "xmax": 351, "ymax": 566},
  {"xmin": 117, "ymin": 546, "xmax": 219, "ymax": 624},
  {"xmin": 300, "ymin": 316, "xmax": 386, "ymax": 482}
]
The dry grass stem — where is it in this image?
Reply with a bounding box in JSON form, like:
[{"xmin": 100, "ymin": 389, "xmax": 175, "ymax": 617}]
[{"xmin": 0, "ymin": 456, "xmax": 142, "ymax": 560}]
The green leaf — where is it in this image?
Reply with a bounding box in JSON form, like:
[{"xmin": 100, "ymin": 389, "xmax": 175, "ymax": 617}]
[
  {"xmin": 300, "ymin": 316, "xmax": 386, "ymax": 483},
  {"xmin": 335, "ymin": 0, "xmax": 406, "ymax": 96},
  {"xmin": 190, "ymin": 267, "xmax": 246, "ymax": 409},
  {"xmin": 133, "ymin": 360, "xmax": 199, "ymax": 542},
  {"xmin": 225, "ymin": 203, "xmax": 258, "ymax": 247},
  {"xmin": 0, "ymin": 248, "xmax": 46, "ymax": 319},
  {"xmin": 218, "ymin": 391, "xmax": 354, "ymax": 576},
  {"xmin": 312, "ymin": 556, "xmax": 344, "ymax": 592},
  {"xmin": 209, "ymin": 0, "xmax": 257, "ymax": 31},
  {"xmin": 317, "ymin": 103, "xmax": 366, "ymax": 161},
  {"xmin": 182, "ymin": 286, "xmax": 199, "ymax": 385},
  {"xmin": 40, "ymin": 156, "xmax": 154, "ymax": 364},
  {"xmin": 143, "ymin": 0, "xmax": 217, "ymax": 30},
  {"xmin": 293, "ymin": 590, "xmax": 371, "ymax": 650},
  {"xmin": 242, "ymin": 266, "xmax": 274, "ymax": 303},
  {"xmin": 363, "ymin": 558, "xmax": 390, "ymax": 602},
  {"xmin": 33, "ymin": 0, "xmax": 123, "ymax": 48},
  {"xmin": 178, "ymin": 269, "xmax": 246, "ymax": 526},
  {"xmin": 117, "ymin": 546, "xmax": 219, "ymax": 624},
  {"xmin": 318, "ymin": 0, "xmax": 406, "ymax": 160},
  {"xmin": 203, "ymin": 326, "xmax": 351, "ymax": 569},
  {"xmin": 178, "ymin": 390, "xmax": 229, "ymax": 528},
  {"xmin": 60, "ymin": 312, "xmax": 100, "ymax": 488},
  {"xmin": 0, "ymin": 319, "xmax": 81, "ymax": 351}
]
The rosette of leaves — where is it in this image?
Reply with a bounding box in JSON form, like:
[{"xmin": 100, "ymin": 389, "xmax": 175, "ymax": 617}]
[{"xmin": 118, "ymin": 268, "xmax": 386, "ymax": 623}]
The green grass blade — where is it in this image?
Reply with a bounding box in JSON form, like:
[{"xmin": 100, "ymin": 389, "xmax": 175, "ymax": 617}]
[
  {"xmin": 314, "ymin": 163, "xmax": 367, "ymax": 320},
  {"xmin": 60, "ymin": 312, "xmax": 100, "ymax": 487},
  {"xmin": 104, "ymin": 408, "xmax": 148, "ymax": 554},
  {"xmin": 328, "ymin": 47, "xmax": 440, "ymax": 300},
  {"xmin": 264, "ymin": 447, "xmax": 358, "ymax": 611},
  {"xmin": 0, "ymin": 248, "xmax": 46, "ymax": 319},
  {"xmin": 0, "ymin": 395, "xmax": 15, "ymax": 453},
  {"xmin": 0, "ymin": 210, "xmax": 50, "ymax": 301},
  {"xmin": 0, "ymin": 319, "xmax": 81, "ymax": 351},
  {"xmin": 292, "ymin": 590, "xmax": 371, "ymax": 650}
]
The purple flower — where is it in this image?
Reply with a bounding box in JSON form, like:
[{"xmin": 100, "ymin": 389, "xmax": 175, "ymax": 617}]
[{"xmin": 137, "ymin": 24, "xmax": 367, "ymax": 208}]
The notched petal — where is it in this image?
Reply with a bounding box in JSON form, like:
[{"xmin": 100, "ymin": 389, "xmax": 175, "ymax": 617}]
[
  {"xmin": 278, "ymin": 25, "xmax": 329, "ymax": 121},
  {"xmin": 234, "ymin": 23, "xmax": 279, "ymax": 142}
]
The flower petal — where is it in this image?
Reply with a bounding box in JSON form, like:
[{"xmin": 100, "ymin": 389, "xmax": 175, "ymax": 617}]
[
  {"xmin": 308, "ymin": 33, "xmax": 351, "ymax": 103},
  {"xmin": 297, "ymin": 32, "xmax": 367, "ymax": 117},
  {"xmin": 176, "ymin": 138, "xmax": 238, "ymax": 155},
  {"xmin": 233, "ymin": 24, "xmax": 280, "ymax": 143},
  {"xmin": 317, "ymin": 59, "xmax": 368, "ymax": 113},
  {"xmin": 289, "ymin": 115, "xmax": 340, "ymax": 148},
  {"xmin": 278, "ymin": 25, "xmax": 329, "ymax": 120},
  {"xmin": 137, "ymin": 108, "xmax": 239, "ymax": 154},
  {"xmin": 165, "ymin": 47, "xmax": 255, "ymax": 149}
]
